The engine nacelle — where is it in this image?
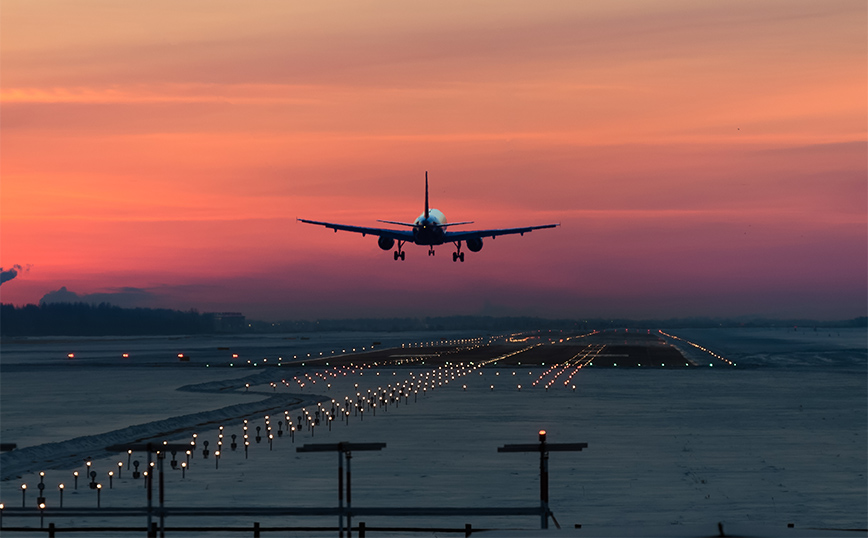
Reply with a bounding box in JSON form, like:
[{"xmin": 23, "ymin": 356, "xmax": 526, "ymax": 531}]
[
  {"xmin": 378, "ymin": 236, "xmax": 395, "ymax": 251},
  {"xmin": 466, "ymin": 237, "xmax": 483, "ymax": 252}
]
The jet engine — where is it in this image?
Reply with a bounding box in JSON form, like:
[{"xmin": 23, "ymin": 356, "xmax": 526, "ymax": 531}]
[
  {"xmin": 378, "ymin": 237, "xmax": 395, "ymax": 251},
  {"xmin": 466, "ymin": 237, "xmax": 483, "ymax": 252}
]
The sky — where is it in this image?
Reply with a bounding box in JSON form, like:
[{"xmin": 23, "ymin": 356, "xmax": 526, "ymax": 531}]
[{"xmin": 1, "ymin": 0, "xmax": 866, "ymax": 321}]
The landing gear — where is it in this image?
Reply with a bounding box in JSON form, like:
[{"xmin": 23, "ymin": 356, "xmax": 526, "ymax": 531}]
[
  {"xmin": 393, "ymin": 241, "xmax": 406, "ymax": 261},
  {"xmin": 452, "ymin": 242, "xmax": 465, "ymax": 262},
  {"xmin": 428, "ymin": 247, "xmax": 435, "ymax": 256}
]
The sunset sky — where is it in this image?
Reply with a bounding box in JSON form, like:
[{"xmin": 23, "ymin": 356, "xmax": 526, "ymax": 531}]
[{"xmin": 1, "ymin": 0, "xmax": 865, "ymax": 321}]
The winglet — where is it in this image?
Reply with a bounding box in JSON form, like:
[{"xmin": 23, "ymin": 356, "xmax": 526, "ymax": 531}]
[{"xmin": 424, "ymin": 171, "xmax": 429, "ymax": 220}]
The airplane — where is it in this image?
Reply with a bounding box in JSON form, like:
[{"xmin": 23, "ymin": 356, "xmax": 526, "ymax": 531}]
[{"xmin": 298, "ymin": 172, "xmax": 559, "ymax": 261}]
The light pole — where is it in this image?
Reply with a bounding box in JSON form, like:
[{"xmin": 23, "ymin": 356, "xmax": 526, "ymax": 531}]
[{"xmin": 497, "ymin": 430, "xmax": 588, "ymax": 529}]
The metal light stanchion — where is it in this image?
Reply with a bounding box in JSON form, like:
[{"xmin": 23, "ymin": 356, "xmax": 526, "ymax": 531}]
[
  {"xmin": 338, "ymin": 449, "xmax": 344, "ymax": 537},
  {"xmin": 158, "ymin": 449, "xmax": 166, "ymax": 537},
  {"xmin": 105, "ymin": 442, "xmax": 190, "ymax": 538},
  {"xmin": 37, "ymin": 472, "xmax": 46, "ymax": 506},
  {"xmin": 297, "ymin": 442, "xmax": 386, "ymax": 538},
  {"xmin": 498, "ymin": 430, "xmax": 587, "ymax": 529},
  {"xmin": 147, "ymin": 452, "xmax": 152, "ymax": 530}
]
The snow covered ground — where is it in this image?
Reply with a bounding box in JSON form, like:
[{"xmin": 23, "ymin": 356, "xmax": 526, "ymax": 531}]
[{"xmin": 1, "ymin": 328, "xmax": 865, "ymax": 536}]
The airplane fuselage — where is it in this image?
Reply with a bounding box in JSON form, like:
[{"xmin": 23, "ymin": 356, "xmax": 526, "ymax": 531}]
[{"xmin": 412, "ymin": 209, "xmax": 447, "ymax": 245}]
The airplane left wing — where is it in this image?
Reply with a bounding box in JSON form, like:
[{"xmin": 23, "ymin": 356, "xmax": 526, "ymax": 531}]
[
  {"xmin": 297, "ymin": 219, "xmax": 415, "ymax": 241},
  {"xmin": 444, "ymin": 223, "xmax": 559, "ymax": 241}
]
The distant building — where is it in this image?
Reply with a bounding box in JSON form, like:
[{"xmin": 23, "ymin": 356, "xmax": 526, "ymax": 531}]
[{"xmin": 211, "ymin": 312, "xmax": 246, "ymax": 333}]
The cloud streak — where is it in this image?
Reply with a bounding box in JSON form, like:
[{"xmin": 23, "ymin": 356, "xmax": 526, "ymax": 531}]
[{"xmin": 0, "ymin": 84, "xmax": 324, "ymax": 105}]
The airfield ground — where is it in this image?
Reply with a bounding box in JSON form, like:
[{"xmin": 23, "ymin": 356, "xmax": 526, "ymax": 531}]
[{"xmin": 1, "ymin": 328, "xmax": 864, "ymax": 536}]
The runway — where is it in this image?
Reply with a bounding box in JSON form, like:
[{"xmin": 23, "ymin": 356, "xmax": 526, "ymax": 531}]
[{"xmin": 260, "ymin": 330, "xmax": 703, "ymax": 368}]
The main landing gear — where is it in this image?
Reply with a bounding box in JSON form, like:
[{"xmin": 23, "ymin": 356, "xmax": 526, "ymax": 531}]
[
  {"xmin": 428, "ymin": 247, "xmax": 435, "ymax": 256},
  {"xmin": 393, "ymin": 241, "xmax": 406, "ymax": 261},
  {"xmin": 452, "ymin": 242, "xmax": 465, "ymax": 262}
]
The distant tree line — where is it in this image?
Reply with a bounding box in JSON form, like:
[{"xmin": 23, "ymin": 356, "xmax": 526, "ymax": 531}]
[
  {"xmin": 0, "ymin": 302, "xmax": 217, "ymax": 337},
  {"xmin": 250, "ymin": 316, "xmax": 591, "ymax": 333},
  {"xmin": 253, "ymin": 315, "xmax": 868, "ymax": 333},
  {"xmin": 2, "ymin": 302, "xmax": 864, "ymax": 337}
]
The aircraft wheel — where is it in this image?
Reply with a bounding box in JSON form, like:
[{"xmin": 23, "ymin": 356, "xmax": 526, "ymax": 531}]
[
  {"xmin": 394, "ymin": 251, "xmax": 399, "ymax": 260},
  {"xmin": 400, "ymin": 251, "xmax": 406, "ymax": 261},
  {"xmin": 452, "ymin": 252, "xmax": 458, "ymax": 262},
  {"xmin": 459, "ymin": 253, "xmax": 465, "ymax": 262}
]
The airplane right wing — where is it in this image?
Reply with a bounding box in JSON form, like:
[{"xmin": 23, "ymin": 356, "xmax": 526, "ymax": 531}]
[
  {"xmin": 444, "ymin": 223, "xmax": 559, "ymax": 241},
  {"xmin": 297, "ymin": 219, "xmax": 415, "ymax": 241}
]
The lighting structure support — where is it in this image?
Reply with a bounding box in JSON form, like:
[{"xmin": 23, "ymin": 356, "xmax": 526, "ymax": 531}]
[
  {"xmin": 297, "ymin": 441, "xmax": 386, "ymax": 538},
  {"xmin": 338, "ymin": 450, "xmax": 343, "ymax": 536},
  {"xmin": 497, "ymin": 431, "xmax": 587, "ymax": 529},
  {"xmin": 106, "ymin": 442, "xmax": 190, "ymax": 538}
]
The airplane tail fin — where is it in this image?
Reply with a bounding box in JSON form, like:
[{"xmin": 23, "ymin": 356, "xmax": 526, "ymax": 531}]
[{"xmin": 424, "ymin": 171, "xmax": 429, "ymax": 220}]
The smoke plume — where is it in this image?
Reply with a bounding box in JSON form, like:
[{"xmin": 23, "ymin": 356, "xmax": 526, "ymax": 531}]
[{"xmin": 0, "ymin": 264, "xmax": 30, "ymax": 286}]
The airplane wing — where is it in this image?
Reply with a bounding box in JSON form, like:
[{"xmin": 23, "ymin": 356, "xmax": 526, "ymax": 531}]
[
  {"xmin": 444, "ymin": 223, "xmax": 559, "ymax": 241},
  {"xmin": 298, "ymin": 219, "xmax": 415, "ymax": 241}
]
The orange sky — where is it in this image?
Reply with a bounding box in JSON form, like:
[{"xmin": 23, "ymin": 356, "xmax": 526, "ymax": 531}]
[{"xmin": 1, "ymin": 0, "xmax": 865, "ymax": 320}]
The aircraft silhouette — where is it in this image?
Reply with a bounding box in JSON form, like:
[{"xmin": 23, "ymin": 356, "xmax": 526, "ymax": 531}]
[{"xmin": 298, "ymin": 172, "xmax": 558, "ymax": 261}]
